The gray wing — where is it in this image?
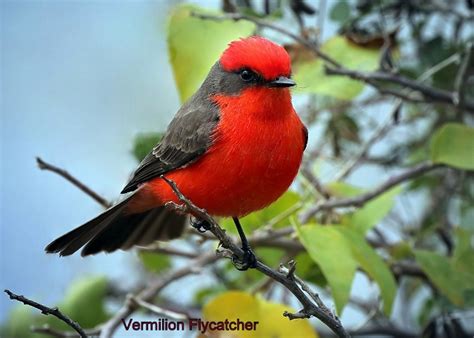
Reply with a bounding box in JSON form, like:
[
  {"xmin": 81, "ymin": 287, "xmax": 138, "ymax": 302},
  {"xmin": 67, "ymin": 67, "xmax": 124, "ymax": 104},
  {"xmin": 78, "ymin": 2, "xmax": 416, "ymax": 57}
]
[{"xmin": 121, "ymin": 102, "xmax": 219, "ymax": 194}]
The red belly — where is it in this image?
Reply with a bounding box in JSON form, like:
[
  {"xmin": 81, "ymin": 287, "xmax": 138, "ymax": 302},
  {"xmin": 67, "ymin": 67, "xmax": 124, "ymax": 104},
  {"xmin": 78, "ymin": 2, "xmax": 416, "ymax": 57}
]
[{"xmin": 131, "ymin": 88, "xmax": 305, "ymax": 217}]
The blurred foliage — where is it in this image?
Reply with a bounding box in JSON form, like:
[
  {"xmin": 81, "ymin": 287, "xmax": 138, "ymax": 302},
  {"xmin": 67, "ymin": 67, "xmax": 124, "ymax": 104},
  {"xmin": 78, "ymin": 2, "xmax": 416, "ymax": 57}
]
[
  {"xmin": 430, "ymin": 123, "xmax": 474, "ymax": 170},
  {"xmin": 138, "ymin": 250, "xmax": 171, "ymax": 273},
  {"xmin": 202, "ymin": 291, "xmax": 318, "ymax": 338}
]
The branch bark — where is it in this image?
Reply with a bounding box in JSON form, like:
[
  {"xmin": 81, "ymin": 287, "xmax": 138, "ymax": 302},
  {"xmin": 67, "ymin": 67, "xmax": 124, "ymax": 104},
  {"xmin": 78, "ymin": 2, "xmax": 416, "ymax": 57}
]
[
  {"xmin": 160, "ymin": 176, "xmax": 350, "ymax": 338},
  {"xmin": 36, "ymin": 157, "xmax": 111, "ymax": 208},
  {"xmin": 4, "ymin": 289, "xmax": 87, "ymax": 338},
  {"xmin": 300, "ymin": 162, "xmax": 443, "ymax": 223}
]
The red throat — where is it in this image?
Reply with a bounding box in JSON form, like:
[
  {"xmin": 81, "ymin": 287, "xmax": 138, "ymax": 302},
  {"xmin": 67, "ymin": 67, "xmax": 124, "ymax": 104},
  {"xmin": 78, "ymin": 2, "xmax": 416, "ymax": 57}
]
[{"xmin": 129, "ymin": 87, "xmax": 305, "ymax": 217}]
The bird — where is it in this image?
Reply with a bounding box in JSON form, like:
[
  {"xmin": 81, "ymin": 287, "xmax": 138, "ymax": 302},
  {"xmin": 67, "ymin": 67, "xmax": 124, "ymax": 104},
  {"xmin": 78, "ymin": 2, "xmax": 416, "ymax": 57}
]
[{"xmin": 45, "ymin": 36, "xmax": 307, "ymax": 270}]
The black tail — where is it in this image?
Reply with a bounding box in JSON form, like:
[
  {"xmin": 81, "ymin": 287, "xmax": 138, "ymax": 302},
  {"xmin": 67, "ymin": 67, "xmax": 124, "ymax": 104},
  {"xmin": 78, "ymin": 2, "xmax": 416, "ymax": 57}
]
[{"xmin": 45, "ymin": 197, "xmax": 187, "ymax": 256}]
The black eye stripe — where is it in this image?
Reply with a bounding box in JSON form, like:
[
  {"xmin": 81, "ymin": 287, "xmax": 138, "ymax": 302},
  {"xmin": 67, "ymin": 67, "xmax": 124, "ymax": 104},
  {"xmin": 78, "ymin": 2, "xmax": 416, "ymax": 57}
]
[{"xmin": 237, "ymin": 68, "xmax": 263, "ymax": 83}]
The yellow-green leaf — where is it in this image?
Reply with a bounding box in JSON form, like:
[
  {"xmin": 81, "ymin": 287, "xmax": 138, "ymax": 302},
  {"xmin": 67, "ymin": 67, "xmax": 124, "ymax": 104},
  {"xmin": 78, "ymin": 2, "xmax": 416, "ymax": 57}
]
[
  {"xmin": 293, "ymin": 36, "xmax": 379, "ymax": 100},
  {"xmin": 221, "ymin": 191, "xmax": 301, "ymax": 233},
  {"xmin": 415, "ymin": 250, "xmax": 471, "ymax": 306},
  {"xmin": 338, "ymin": 227, "xmax": 397, "ymax": 315},
  {"xmin": 58, "ymin": 276, "xmax": 109, "ymax": 328},
  {"xmin": 138, "ymin": 250, "xmax": 171, "ymax": 273},
  {"xmin": 430, "ymin": 123, "xmax": 474, "ymax": 170},
  {"xmin": 203, "ymin": 291, "xmax": 318, "ymax": 338},
  {"xmin": 296, "ymin": 224, "xmax": 357, "ymax": 314},
  {"xmin": 168, "ymin": 5, "xmax": 255, "ymax": 102},
  {"xmin": 327, "ymin": 182, "xmax": 401, "ymax": 234}
]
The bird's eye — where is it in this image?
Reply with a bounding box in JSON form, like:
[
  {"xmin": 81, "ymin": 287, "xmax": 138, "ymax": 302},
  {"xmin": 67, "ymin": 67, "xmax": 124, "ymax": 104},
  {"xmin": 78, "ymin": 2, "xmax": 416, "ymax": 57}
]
[{"xmin": 240, "ymin": 69, "xmax": 256, "ymax": 82}]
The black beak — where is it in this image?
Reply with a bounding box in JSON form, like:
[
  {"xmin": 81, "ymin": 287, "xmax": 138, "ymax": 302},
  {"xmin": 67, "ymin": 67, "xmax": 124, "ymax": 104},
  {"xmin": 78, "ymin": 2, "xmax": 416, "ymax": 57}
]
[{"xmin": 268, "ymin": 76, "xmax": 296, "ymax": 88}]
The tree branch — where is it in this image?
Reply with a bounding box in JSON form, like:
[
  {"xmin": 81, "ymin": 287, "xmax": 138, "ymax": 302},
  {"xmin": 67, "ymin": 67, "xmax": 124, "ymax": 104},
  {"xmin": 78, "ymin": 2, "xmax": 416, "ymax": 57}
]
[
  {"xmin": 160, "ymin": 176, "xmax": 350, "ymax": 338},
  {"xmin": 300, "ymin": 162, "xmax": 443, "ymax": 223},
  {"xmin": 454, "ymin": 42, "xmax": 474, "ymax": 113},
  {"xmin": 36, "ymin": 157, "xmax": 111, "ymax": 208},
  {"xmin": 4, "ymin": 289, "xmax": 87, "ymax": 338},
  {"xmin": 324, "ymin": 66, "xmax": 474, "ymax": 113}
]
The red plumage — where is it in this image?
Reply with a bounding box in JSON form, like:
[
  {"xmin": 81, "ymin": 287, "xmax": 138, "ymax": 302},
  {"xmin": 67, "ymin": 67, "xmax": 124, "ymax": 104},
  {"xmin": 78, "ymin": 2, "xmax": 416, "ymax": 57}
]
[
  {"xmin": 220, "ymin": 36, "xmax": 292, "ymax": 80},
  {"xmin": 46, "ymin": 36, "xmax": 306, "ymax": 257},
  {"xmin": 129, "ymin": 37, "xmax": 305, "ymax": 217}
]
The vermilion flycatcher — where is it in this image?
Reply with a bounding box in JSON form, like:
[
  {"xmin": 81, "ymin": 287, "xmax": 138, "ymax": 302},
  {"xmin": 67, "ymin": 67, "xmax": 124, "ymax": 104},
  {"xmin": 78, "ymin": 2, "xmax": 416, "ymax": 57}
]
[{"xmin": 46, "ymin": 36, "xmax": 307, "ymax": 270}]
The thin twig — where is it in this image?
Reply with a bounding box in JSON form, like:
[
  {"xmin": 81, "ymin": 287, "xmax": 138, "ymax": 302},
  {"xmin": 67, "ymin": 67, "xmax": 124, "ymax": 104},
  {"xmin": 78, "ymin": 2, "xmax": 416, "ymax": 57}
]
[
  {"xmin": 36, "ymin": 157, "xmax": 111, "ymax": 208},
  {"xmin": 32, "ymin": 325, "xmax": 100, "ymax": 338},
  {"xmin": 99, "ymin": 252, "xmax": 218, "ymax": 338},
  {"xmin": 129, "ymin": 295, "xmax": 189, "ymax": 320},
  {"xmin": 300, "ymin": 162, "xmax": 443, "ymax": 223},
  {"xmin": 301, "ymin": 166, "xmax": 331, "ymax": 199},
  {"xmin": 334, "ymin": 101, "xmax": 402, "ymax": 181},
  {"xmin": 4, "ymin": 289, "xmax": 87, "ymax": 338},
  {"xmin": 454, "ymin": 42, "xmax": 474, "ymax": 113},
  {"xmin": 139, "ymin": 244, "xmax": 198, "ymax": 259}
]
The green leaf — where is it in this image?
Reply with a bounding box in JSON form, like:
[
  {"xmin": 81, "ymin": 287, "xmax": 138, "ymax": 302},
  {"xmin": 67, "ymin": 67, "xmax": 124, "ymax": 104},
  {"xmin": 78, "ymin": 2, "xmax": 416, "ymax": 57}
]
[
  {"xmin": 430, "ymin": 123, "xmax": 474, "ymax": 170},
  {"xmin": 168, "ymin": 5, "xmax": 255, "ymax": 102},
  {"xmin": 297, "ymin": 224, "xmax": 396, "ymax": 314},
  {"xmin": 221, "ymin": 191, "xmax": 301, "ymax": 233},
  {"xmin": 132, "ymin": 132, "xmax": 163, "ymax": 162},
  {"xmin": 296, "ymin": 224, "xmax": 357, "ymax": 314},
  {"xmin": 415, "ymin": 250, "xmax": 470, "ymax": 306},
  {"xmin": 330, "ymin": 2, "xmax": 350, "ymax": 22},
  {"xmin": 2, "ymin": 305, "xmax": 36, "ymax": 338},
  {"xmin": 389, "ymin": 242, "xmax": 414, "ymax": 260},
  {"xmin": 327, "ymin": 182, "xmax": 401, "ymax": 234},
  {"xmin": 338, "ymin": 227, "xmax": 397, "ymax": 315},
  {"xmin": 58, "ymin": 276, "xmax": 109, "ymax": 329},
  {"xmin": 295, "ymin": 252, "xmax": 328, "ymax": 287},
  {"xmin": 138, "ymin": 250, "xmax": 172, "ymax": 273},
  {"xmin": 293, "ymin": 37, "xmax": 379, "ymax": 100}
]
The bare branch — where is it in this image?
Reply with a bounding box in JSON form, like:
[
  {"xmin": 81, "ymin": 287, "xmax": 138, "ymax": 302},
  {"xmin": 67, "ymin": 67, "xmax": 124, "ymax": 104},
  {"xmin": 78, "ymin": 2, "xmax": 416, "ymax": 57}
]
[
  {"xmin": 454, "ymin": 42, "xmax": 474, "ymax": 113},
  {"xmin": 4, "ymin": 289, "xmax": 87, "ymax": 338},
  {"xmin": 129, "ymin": 295, "xmax": 188, "ymax": 320},
  {"xmin": 36, "ymin": 157, "xmax": 111, "ymax": 208},
  {"xmin": 31, "ymin": 325, "xmax": 100, "ymax": 338},
  {"xmin": 300, "ymin": 162, "xmax": 443, "ymax": 223},
  {"xmin": 139, "ymin": 244, "xmax": 198, "ymax": 259},
  {"xmin": 160, "ymin": 176, "xmax": 349, "ymax": 338},
  {"xmin": 324, "ymin": 66, "xmax": 474, "ymax": 113},
  {"xmin": 301, "ymin": 165, "xmax": 332, "ymax": 199}
]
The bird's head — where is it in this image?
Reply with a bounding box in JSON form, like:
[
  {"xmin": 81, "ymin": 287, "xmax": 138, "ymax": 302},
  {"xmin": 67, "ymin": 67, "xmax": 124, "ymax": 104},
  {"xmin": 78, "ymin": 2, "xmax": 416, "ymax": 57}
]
[{"xmin": 218, "ymin": 36, "xmax": 295, "ymax": 90}]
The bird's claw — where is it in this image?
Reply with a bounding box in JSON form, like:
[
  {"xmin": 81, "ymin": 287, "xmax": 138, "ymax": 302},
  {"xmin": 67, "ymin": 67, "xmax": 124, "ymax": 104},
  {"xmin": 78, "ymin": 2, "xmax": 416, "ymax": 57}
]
[
  {"xmin": 191, "ymin": 219, "xmax": 211, "ymax": 233},
  {"xmin": 232, "ymin": 247, "xmax": 257, "ymax": 271}
]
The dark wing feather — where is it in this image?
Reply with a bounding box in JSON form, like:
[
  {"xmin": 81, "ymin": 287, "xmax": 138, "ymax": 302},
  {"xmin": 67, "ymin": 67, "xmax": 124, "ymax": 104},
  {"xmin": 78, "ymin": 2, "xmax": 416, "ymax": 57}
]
[
  {"xmin": 302, "ymin": 124, "xmax": 308, "ymax": 150},
  {"xmin": 121, "ymin": 101, "xmax": 219, "ymax": 193}
]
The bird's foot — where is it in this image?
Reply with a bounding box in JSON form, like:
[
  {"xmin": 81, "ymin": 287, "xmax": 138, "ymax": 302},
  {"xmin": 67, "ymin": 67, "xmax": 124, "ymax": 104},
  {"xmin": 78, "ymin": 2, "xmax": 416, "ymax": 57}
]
[
  {"xmin": 191, "ymin": 219, "xmax": 211, "ymax": 233},
  {"xmin": 232, "ymin": 247, "xmax": 257, "ymax": 271}
]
